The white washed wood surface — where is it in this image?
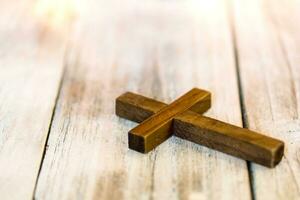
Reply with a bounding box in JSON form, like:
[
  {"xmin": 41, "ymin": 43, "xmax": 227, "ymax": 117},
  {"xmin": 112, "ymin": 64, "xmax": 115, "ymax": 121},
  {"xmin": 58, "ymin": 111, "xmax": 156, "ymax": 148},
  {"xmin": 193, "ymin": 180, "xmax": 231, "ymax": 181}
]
[
  {"xmin": 0, "ymin": 0, "xmax": 299, "ymax": 199},
  {"xmin": 233, "ymin": 0, "xmax": 300, "ymax": 199},
  {"xmin": 0, "ymin": 0, "xmax": 66, "ymax": 199},
  {"xmin": 34, "ymin": 0, "xmax": 251, "ymax": 199}
]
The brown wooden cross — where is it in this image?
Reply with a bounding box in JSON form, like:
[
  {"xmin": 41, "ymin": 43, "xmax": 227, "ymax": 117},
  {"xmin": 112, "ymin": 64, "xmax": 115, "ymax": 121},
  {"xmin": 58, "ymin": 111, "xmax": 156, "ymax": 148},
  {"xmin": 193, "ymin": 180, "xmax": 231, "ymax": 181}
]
[{"xmin": 116, "ymin": 88, "xmax": 284, "ymax": 168}]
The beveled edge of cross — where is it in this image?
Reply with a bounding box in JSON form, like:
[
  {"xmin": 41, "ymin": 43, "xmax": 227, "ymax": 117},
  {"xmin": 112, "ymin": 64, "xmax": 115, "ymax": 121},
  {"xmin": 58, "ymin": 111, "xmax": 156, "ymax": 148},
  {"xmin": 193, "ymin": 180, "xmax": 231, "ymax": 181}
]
[{"xmin": 115, "ymin": 88, "xmax": 284, "ymax": 168}]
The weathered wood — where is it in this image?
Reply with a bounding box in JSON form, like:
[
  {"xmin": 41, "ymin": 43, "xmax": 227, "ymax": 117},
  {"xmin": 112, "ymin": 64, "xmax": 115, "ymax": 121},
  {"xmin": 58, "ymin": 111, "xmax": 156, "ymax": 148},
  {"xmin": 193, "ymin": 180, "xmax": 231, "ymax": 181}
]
[
  {"xmin": 232, "ymin": 0, "xmax": 300, "ymax": 198},
  {"xmin": 127, "ymin": 88, "xmax": 211, "ymax": 153},
  {"xmin": 116, "ymin": 92, "xmax": 284, "ymax": 167},
  {"xmin": 35, "ymin": 0, "xmax": 252, "ymax": 199},
  {"xmin": 0, "ymin": 1, "xmax": 66, "ymax": 199}
]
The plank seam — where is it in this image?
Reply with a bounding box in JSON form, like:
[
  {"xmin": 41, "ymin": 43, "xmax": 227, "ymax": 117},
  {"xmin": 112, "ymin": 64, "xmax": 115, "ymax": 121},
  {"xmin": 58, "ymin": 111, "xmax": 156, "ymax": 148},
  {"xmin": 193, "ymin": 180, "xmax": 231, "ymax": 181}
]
[
  {"xmin": 226, "ymin": 0, "xmax": 255, "ymax": 199},
  {"xmin": 32, "ymin": 48, "xmax": 68, "ymax": 200}
]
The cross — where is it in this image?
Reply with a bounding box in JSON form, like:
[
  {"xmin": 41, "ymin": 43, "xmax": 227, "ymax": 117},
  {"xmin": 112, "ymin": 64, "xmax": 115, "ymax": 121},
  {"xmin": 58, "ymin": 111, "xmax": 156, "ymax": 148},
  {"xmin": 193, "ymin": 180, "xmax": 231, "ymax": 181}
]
[{"xmin": 116, "ymin": 88, "xmax": 284, "ymax": 168}]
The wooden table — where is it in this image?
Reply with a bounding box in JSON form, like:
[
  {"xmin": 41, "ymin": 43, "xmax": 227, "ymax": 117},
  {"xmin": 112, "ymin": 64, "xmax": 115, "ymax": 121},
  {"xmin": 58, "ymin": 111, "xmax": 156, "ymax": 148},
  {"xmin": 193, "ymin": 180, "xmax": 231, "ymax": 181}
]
[{"xmin": 0, "ymin": 0, "xmax": 299, "ymax": 199}]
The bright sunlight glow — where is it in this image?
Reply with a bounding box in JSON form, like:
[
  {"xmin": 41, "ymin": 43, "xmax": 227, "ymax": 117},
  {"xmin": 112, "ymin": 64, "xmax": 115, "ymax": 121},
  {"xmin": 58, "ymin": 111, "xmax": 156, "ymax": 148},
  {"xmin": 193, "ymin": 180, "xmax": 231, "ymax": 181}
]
[{"xmin": 34, "ymin": 0, "xmax": 84, "ymax": 28}]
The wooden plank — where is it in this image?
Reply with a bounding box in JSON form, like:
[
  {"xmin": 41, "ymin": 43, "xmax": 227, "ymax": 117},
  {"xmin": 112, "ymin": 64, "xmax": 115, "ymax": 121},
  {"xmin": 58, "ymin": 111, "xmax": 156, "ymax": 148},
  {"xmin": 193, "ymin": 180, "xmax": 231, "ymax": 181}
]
[
  {"xmin": 128, "ymin": 88, "xmax": 211, "ymax": 153},
  {"xmin": 0, "ymin": 1, "xmax": 66, "ymax": 199},
  {"xmin": 232, "ymin": 0, "xmax": 300, "ymax": 198},
  {"xmin": 35, "ymin": 0, "xmax": 251, "ymax": 199},
  {"xmin": 117, "ymin": 92, "xmax": 284, "ymax": 167}
]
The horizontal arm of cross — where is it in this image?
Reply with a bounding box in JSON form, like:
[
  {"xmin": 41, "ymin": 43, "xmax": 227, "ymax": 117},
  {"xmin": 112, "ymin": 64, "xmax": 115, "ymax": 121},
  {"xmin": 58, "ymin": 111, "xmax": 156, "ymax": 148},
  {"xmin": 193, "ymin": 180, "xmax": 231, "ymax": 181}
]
[{"xmin": 116, "ymin": 89, "xmax": 284, "ymax": 168}]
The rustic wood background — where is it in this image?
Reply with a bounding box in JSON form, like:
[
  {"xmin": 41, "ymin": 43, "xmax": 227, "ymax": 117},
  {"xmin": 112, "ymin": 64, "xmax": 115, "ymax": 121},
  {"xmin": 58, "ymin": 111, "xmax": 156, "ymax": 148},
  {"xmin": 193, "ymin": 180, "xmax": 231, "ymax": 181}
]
[{"xmin": 0, "ymin": 0, "xmax": 299, "ymax": 199}]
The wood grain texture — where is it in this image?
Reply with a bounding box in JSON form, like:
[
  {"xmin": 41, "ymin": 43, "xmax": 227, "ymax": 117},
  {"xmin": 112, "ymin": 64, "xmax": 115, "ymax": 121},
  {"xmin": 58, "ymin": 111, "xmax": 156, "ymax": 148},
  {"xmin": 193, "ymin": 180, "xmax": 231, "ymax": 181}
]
[
  {"xmin": 35, "ymin": 0, "xmax": 251, "ymax": 199},
  {"xmin": 128, "ymin": 88, "xmax": 211, "ymax": 153},
  {"xmin": 0, "ymin": 1, "xmax": 66, "ymax": 199},
  {"xmin": 116, "ymin": 92, "xmax": 167, "ymax": 123},
  {"xmin": 174, "ymin": 112, "xmax": 283, "ymax": 167},
  {"xmin": 232, "ymin": 0, "xmax": 300, "ymax": 198},
  {"xmin": 117, "ymin": 92, "xmax": 284, "ymax": 167},
  {"xmin": 2, "ymin": 0, "xmax": 300, "ymax": 198},
  {"xmin": 116, "ymin": 91, "xmax": 211, "ymax": 124}
]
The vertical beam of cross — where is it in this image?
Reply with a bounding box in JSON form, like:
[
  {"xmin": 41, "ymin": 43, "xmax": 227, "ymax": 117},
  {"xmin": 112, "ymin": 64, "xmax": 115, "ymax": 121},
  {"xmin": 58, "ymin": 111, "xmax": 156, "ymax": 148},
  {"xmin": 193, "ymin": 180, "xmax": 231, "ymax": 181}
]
[{"xmin": 116, "ymin": 89, "xmax": 284, "ymax": 168}]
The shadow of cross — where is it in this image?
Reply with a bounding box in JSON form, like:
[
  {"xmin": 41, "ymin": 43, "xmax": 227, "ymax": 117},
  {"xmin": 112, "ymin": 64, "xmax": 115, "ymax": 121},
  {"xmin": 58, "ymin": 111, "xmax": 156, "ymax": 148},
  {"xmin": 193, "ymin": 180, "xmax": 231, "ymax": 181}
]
[{"xmin": 116, "ymin": 88, "xmax": 284, "ymax": 168}]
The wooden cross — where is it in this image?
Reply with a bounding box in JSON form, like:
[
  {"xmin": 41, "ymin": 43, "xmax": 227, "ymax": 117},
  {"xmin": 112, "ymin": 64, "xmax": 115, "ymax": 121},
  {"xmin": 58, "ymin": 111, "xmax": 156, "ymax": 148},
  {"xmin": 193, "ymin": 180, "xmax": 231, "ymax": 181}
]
[{"xmin": 116, "ymin": 88, "xmax": 284, "ymax": 168}]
